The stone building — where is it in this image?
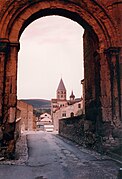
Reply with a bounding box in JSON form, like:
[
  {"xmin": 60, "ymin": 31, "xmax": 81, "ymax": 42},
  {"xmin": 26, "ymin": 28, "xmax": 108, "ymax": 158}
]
[
  {"xmin": 17, "ymin": 100, "xmax": 34, "ymax": 131},
  {"xmin": 51, "ymin": 79, "xmax": 83, "ymax": 131},
  {"xmin": 51, "ymin": 78, "xmax": 68, "ymax": 114},
  {"xmin": 33, "ymin": 114, "xmax": 37, "ymax": 131}
]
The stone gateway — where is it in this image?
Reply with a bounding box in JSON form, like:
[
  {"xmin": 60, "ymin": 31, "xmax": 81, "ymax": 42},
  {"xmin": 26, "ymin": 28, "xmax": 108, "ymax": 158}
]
[{"xmin": 0, "ymin": 0, "xmax": 121, "ymax": 158}]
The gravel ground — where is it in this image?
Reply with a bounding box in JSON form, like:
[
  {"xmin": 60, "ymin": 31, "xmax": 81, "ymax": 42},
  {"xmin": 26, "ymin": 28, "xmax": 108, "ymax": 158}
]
[{"xmin": 0, "ymin": 133, "xmax": 28, "ymax": 165}]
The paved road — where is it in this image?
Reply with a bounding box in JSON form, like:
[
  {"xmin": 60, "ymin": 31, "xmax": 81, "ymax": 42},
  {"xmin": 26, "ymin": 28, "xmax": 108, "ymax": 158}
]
[{"xmin": 0, "ymin": 132, "xmax": 120, "ymax": 179}]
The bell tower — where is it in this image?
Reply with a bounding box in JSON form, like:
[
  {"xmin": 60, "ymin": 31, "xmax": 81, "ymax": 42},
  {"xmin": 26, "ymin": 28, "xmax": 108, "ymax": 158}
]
[{"xmin": 57, "ymin": 78, "xmax": 66, "ymax": 100}]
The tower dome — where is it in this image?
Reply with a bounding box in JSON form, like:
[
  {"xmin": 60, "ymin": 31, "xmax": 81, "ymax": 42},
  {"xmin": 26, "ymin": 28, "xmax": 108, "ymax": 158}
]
[{"xmin": 70, "ymin": 91, "xmax": 75, "ymax": 101}]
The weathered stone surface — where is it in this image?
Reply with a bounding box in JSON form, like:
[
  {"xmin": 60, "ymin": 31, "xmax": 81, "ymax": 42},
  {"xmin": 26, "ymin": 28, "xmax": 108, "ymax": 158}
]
[{"xmin": 59, "ymin": 116, "xmax": 121, "ymax": 154}]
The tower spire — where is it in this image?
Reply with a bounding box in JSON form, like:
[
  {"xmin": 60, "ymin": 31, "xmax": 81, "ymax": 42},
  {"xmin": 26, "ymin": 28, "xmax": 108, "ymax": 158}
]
[
  {"xmin": 57, "ymin": 78, "xmax": 66, "ymax": 100},
  {"xmin": 57, "ymin": 78, "xmax": 66, "ymax": 91}
]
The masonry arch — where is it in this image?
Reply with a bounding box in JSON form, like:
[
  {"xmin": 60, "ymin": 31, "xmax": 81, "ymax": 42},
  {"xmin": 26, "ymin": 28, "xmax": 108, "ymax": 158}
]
[
  {"xmin": 0, "ymin": 0, "xmax": 121, "ymax": 158},
  {"xmin": 0, "ymin": 1, "xmax": 119, "ymax": 47}
]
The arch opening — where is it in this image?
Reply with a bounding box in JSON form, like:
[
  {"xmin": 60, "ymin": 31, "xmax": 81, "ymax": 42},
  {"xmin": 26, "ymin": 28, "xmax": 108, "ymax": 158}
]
[
  {"xmin": 17, "ymin": 15, "xmax": 84, "ymax": 132},
  {"xmin": 18, "ymin": 15, "xmax": 84, "ymax": 100}
]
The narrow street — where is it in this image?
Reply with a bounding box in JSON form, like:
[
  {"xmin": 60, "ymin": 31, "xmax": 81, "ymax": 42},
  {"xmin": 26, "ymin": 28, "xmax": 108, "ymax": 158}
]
[{"xmin": 0, "ymin": 132, "xmax": 120, "ymax": 179}]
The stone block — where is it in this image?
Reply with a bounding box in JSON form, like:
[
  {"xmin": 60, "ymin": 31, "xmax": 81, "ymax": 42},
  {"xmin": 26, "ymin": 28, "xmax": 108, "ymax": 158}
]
[
  {"xmin": 6, "ymin": 139, "xmax": 15, "ymax": 159},
  {"xmin": 8, "ymin": 107, "xmax": 16, "ymax": 123},
  {"xmin": 9, "ymin": 94, "xmax": 16, "ymax": 106},
  {"xmin": 84, "ymin": 120, "xmax": 91, "ymax": 131}
]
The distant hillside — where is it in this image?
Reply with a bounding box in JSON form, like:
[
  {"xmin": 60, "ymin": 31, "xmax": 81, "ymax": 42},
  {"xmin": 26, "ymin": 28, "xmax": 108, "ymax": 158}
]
[{"xmin": 20, "ymin": 99, "xmax": 51, "ymax": 109}]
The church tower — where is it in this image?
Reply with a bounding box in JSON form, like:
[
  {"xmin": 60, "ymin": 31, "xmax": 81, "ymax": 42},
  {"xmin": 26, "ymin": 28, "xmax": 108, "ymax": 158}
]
[{"xmin": 57, "ymin": 78, "xmax": 66, "ymax": 100}]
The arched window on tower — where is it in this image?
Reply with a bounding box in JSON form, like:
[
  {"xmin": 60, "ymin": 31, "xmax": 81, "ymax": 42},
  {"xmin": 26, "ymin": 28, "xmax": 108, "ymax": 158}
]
[{"xmin": 70, "ymin": 112, "xmax": 74, "ymax": 117}]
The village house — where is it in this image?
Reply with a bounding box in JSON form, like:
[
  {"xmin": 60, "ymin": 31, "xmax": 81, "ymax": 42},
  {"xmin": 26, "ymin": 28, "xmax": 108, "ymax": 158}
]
[
  {"xmin": 36, "ymin": 113, "xmax": 53, "ymax": 132},
  {"xmin": 39, "ymin": 113, "xmax": 52, "ymax": 124}
]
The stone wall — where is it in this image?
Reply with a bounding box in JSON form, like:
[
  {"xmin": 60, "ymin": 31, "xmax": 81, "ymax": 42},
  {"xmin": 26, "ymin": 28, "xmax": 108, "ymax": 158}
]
[
  {"xmin": 15, "ymin": 118, "xmax": 21, "ymax": 141},
  {"xmin": 17, "ymin": 100, "xmax": 34, "ymax": 131},
  {"xmin": 83, "ymin": 29, "xmax": 101, "ymax": 122},
  {"xmin": 14, "ymin": 108, "xmax": 21, "ymax": 141},
  {"xmin": 59, "ymin": 115, "xmax": 121, "ymax": 154}
]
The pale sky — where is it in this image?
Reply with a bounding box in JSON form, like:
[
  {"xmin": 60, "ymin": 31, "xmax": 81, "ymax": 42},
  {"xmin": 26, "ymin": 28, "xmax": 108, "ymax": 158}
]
[{"xmin": 17, "ymin": 15, "xmax": 84, "ymax": 100}]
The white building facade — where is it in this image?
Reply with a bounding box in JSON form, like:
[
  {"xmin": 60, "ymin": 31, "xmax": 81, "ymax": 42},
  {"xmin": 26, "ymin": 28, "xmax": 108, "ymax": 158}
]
[
  {"xmin": 36, "ymin": 113, "xmax": 54, "ymax": 131},
  {"xmin": 39, "ymin": 113, "xmax": 52, "ymax": 124},
  {"xmin": 51, "ymin": 78, "xmax": 83, "ymax": 131}
]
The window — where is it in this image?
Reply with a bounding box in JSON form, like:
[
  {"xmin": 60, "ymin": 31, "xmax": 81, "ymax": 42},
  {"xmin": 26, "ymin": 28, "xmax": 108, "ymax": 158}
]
[
  {"xmin": 70, "ymin": 112, "xmax": 74, "ymax": 117},
  {"xmin": 62, "ymin": 113, "xmax": 66, "ymax": 117},
  {"xmin": 78, "ymin": 104, "xmax": 81, "ymax": 108}
]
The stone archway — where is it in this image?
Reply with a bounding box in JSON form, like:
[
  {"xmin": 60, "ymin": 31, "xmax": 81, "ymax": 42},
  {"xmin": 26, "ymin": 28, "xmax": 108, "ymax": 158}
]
[{"xmin": 0, "ymin": 0, "xmax": 121, "ymax": 158}]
